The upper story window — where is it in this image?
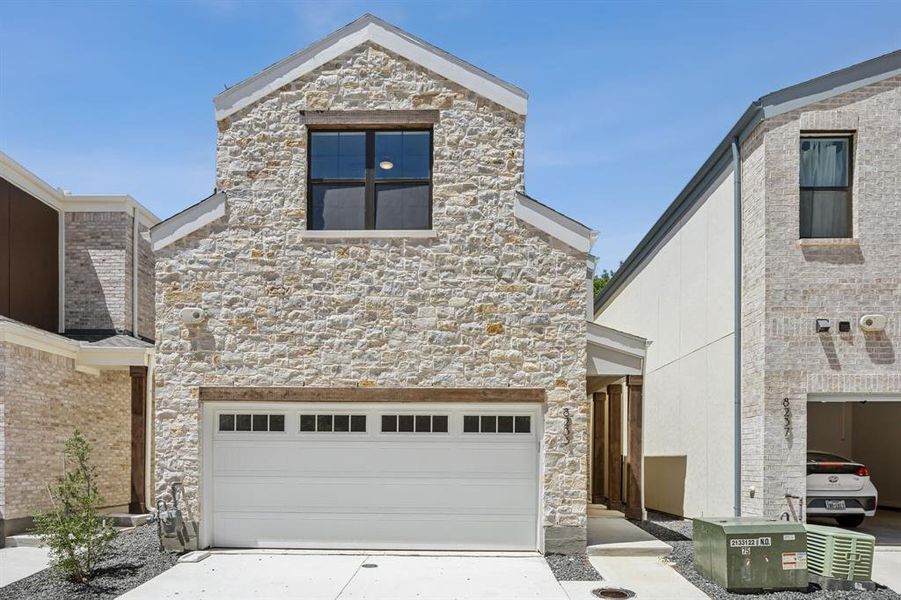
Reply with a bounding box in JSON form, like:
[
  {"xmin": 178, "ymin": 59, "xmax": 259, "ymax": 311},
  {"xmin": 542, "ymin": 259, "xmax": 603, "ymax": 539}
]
[
  {"xmin": 308, "ymin": 130, "xmax": 432, "ymax": 230},
  {"xmin": 799, "ymin": 136, "xmax": 852, "ymax": 239}
]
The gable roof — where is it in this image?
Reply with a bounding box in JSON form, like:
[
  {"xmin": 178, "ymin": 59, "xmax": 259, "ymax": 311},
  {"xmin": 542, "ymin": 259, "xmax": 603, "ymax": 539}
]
[
  {"xmin": 594, "ymin": 49, "xmax": 901, "ymax": 316},
  {"xmin": 213, "ymin": 14, "xmax": 528, "ymax": 120}
]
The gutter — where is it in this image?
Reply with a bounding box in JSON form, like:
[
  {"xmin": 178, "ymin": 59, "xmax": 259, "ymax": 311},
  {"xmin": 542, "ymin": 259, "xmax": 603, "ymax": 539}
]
[
  {"xmin": 731, "ymin": 138, "xmax": 742, "ymax": 517},
  {"xmin": 593, "ymin": 102, "xmax": 763, "ymax": 314}
]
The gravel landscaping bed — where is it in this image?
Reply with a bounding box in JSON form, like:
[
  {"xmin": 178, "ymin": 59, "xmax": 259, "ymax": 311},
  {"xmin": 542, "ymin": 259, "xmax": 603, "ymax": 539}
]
[
  {"xmin": 632, "ymin": 511, "xmax": 900, "ymax": 600},
  {"xmin": 0, "ymin": 524, "xmax": 177, "ymax": 600},
  {"xmin": 545, "ymin": 553, "xmax": 603, "ymax": 581}
]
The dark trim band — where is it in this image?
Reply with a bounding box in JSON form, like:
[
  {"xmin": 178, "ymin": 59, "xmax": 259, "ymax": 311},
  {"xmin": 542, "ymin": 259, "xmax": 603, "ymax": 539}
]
[{"xmin": 199, "ymin": 387, "xmax": 546, "ymax": 403}]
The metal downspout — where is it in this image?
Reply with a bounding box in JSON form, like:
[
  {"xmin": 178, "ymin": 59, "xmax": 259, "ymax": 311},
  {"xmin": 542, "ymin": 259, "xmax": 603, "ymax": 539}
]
[{"xmin": 731, "ymin": 138, "xmax": 742, "ymax": 517}]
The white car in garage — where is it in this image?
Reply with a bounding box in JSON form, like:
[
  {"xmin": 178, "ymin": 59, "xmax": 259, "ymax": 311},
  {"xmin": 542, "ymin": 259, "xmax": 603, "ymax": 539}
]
[{"xmin": 807, "ymin": 451, "xmax": 878, "ymax": 528}]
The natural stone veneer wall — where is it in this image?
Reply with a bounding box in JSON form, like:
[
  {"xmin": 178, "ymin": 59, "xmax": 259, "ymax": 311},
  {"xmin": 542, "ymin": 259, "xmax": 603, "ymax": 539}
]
[
  {"xmin": 154, "ymin": 43, "xmax": 589, "ymax": 550},
  {"xmin": 0, "ymin": 341, "xmax": 131, "ymax": 520},
  {"xmin": 740, "ymin": 76, "xmax": 901, "ymax": 518}
]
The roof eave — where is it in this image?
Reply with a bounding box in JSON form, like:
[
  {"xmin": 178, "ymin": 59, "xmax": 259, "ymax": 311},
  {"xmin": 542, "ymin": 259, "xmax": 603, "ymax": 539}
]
[{"xmin": 213, "ymin": 14, "xmax": 528, "ymax": 121}]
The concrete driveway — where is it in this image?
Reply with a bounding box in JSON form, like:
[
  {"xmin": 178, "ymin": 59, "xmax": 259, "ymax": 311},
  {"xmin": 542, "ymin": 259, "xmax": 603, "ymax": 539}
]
[{"xmin": 118, "ymin": 552, "xmax": 567, "ymax": 600}]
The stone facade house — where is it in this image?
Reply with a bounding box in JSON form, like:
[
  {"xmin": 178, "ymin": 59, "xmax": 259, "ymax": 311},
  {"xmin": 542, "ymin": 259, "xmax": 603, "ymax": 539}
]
[
  {"xmin": 149, "ymin": 15, "xmax": 647, "ymax": 553},
  {"xmin": 596, "ymin": 51, "xmax": 901, "ymax": 522},
  {"xmin": 0, "ymin": 152, "xmax": 157, "ymax": 541}
]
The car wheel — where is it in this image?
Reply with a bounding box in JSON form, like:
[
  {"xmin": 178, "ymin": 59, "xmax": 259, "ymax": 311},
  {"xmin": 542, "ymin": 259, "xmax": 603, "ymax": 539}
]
[{"xmin": 836, "ymin": 515, "xmax": 865, "ymax": 528}]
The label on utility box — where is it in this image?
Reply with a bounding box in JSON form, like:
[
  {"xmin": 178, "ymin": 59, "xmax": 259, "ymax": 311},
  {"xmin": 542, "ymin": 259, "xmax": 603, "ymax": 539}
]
[
  {"xmin": 729, "ymin": 537, "xmax": 772, "ymax": 548},
  {"xmin": 782, "ymin": 551, "xmax": 808, "ymax": 570}
]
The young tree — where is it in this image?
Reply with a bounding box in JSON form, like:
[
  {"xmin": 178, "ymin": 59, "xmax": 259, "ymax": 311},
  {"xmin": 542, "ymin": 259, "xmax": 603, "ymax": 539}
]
[{"xmin": 32, "ymin": 429, "xmax": 118, "ymax": 582}]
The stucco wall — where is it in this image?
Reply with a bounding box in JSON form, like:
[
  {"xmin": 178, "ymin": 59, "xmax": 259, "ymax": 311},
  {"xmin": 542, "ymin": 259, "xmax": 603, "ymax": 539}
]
[
  {"xmin": 153, "ymin": 43, "xmax": 589, "ymax": 548},
  {"xmin": 596, "ymin": 168, "xmax": 736, "ymax": 517},
  {"xmin": 740, "ymin": 75, "xmax": 901, "ymax": 518},
  {"xmin": 0, "ymin": 341, "xmax": 131, "ymax": 520}
]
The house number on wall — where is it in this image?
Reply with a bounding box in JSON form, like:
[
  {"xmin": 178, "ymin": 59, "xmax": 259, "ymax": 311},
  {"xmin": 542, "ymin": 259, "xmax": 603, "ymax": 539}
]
[
  {"xmin": 563, "ymin": 408, "xmax": 572, "ymax": 444},
  {"xmin": 783, "ymin": 397, "xmax": 792, "ymax": 439}
]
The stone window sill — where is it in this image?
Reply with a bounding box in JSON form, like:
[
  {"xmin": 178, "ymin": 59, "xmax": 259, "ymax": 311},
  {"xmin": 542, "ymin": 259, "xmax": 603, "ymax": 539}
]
[
  {"xmin": 299, "ymin": 229, "xmax": 437, "ymax": 240},
  {"xmin": 798, "ymin": 238, "xmax": 860, "ymax": 248}
]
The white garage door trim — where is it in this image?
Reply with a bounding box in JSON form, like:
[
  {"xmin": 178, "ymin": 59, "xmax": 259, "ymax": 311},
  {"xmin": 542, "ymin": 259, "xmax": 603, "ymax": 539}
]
[{"xmin": 200, "ymin": 401, "xmax": 544, "ymax": 551}]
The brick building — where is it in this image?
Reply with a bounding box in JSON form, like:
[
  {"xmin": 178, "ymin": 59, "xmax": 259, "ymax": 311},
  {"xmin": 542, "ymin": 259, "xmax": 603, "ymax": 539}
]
[
  {"xmin": 595, "ymin": 52, "xmax": 900, "ymax": 522},
  {"xmin": 0, "ymin": 152, "xmax": 157, "ymax": 540}
]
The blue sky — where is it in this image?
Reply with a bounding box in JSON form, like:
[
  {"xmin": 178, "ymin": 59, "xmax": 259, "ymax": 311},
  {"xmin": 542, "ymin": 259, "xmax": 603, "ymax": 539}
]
[{"xmin": 1, "ymin": 1, "xmax": 899, "ymax": 270}]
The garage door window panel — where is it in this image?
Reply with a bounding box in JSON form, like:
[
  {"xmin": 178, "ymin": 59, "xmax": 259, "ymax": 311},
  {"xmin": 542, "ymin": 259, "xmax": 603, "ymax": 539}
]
[
  {"xmin": 218, "ymin": 413, "xmax": 285, "ymax": 433},
  {"xmin": 301, "ymin": 413, "xmax": 366, "ymax": 433},
  {"xmin": 381, "ymin": 414, "xmax": 449, "ymax": 434},
  {"xmin": 464, "ymin": 415, "xmax": 532, "ymax": 434}
]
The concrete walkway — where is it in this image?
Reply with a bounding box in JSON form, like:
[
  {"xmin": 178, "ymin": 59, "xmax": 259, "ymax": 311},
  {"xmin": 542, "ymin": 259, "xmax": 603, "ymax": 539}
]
[
  {"xmin": 118, "ymin": 552, "xmax": 568, "ymax": 600},
  {"xmin": 586, "ymin": 516, "xmax": 672, "ymax": 556},
  {"xmin": 0, "ymin": 546, "xmax": 51, "ymax": 587},
  {"xmin": 561, "ymin": 556, "xmax": 706, "ymax": 600}
]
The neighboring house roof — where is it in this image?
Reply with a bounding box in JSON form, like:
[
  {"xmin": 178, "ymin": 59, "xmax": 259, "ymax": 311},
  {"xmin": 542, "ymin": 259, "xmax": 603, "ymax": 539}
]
[
  {"xmin": 0, "ymin": 316, "xmax": 151, "ymax": 375},
  {"xmin": 0, "ymin": 151, "xmax": 160, "ymax": 227},
  {"xmin": 594, "ymin": 49, "xmax": 901, "ymax": 316},
  {"xmin": 213, "ymin": 13, "xmax": 529, "ymax": 120}
]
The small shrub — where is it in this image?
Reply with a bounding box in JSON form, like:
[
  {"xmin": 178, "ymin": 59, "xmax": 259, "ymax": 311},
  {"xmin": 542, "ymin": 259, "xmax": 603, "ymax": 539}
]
[{"xmin": 32, "ymin": 429, "xmax": 118, "ymax": 582}]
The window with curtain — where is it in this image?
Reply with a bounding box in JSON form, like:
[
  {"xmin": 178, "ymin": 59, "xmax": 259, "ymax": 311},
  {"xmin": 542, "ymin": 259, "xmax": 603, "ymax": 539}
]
[
  {"xmin": 799, "ymin": 136, "xmax": 852, "ymax": 238},
  {"xmin": 308, "ymin": 130, "xmax": 432, "ymax": 230}
]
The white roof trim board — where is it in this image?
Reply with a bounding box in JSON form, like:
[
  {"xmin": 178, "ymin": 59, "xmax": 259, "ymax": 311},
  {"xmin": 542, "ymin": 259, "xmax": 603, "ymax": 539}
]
[
  {"xmin": 0, "ymin": 151, "xmax": 159, "ymax": 226},
  {"xmin": 214, "ymin": 14, "xmax": 528, "ymax": 120},
  {"xmin": 515, "ymin": 192, "xmax": 598, "ymax": 253},
  {"xmin": 0, "ymin": 319, "xmax": 151, "ymax": 372},
  {"xmin": 150, "ymin": 191, "xmax": 226, "ymax": 251}
]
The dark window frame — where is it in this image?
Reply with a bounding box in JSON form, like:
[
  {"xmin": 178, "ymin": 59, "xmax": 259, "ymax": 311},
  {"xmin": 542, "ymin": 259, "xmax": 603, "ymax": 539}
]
[
  {"xmin": 307, "ymin": 128, "xmax": 434, "ymax": 230},
  {"xmin": 799, "ymin": 133, "xmax": 854, "ymax": 239}
]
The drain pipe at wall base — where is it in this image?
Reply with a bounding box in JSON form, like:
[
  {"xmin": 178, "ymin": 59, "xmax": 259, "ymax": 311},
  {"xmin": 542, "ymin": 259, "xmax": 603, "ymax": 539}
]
[{"xmin": 731, "ymin": 137, "xmax": 742, "ymax": 518}]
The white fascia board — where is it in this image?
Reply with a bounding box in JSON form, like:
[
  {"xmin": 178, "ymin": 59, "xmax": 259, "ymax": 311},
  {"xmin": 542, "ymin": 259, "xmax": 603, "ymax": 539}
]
[
  {"xmin": 0, "ymin": 320, "xmax": 151, "ymax": 369},
  {"xmin": 150, "ymin": 192, "xmax": 226, "ymax": 251},
  {"xmin": 64, "ymin": 194, "xmax": 161, "ymax": 227},
  {"xmin": 0, "ymin": 150, "xmax": 65, "ymax": 211},
  {"xmin": 77, "ymin": 345, "xmax": 151, "ymax": 368},
  {"xmin": 586, "ymin": 321, "xmax": 647, "ymax": 359},
  {"xmin": 0, "ymin": 152, "xmax": 157, "ymax": 225},
  {"xmin": 514, "ymin": 193, "xmax": 597, "ymax": 254},
  {"xmin": 214, "ymin": 16, "xmax": 528, "ymax": 121},
  {"xmin": 0, "ymin": 320, "xmax": 79, "ymax": 359}
]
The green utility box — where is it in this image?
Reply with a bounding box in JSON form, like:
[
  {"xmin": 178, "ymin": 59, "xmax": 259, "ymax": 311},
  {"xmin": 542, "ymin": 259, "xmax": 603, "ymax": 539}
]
[{"xmin": 693, "ymin": 518, "xmax": 808, "ymax": 593}]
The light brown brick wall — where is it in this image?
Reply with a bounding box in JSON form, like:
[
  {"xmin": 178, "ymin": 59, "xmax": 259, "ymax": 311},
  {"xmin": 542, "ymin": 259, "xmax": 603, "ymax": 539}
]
[
  {"xmin": 740, "ymin": 75, "xmax": 901, "ymax": 518},
  {"xmin": 65, "ymin": 212, "xmax": 131, "ymax": 332},
  {"xmin": 0, "ymin": 341, "xmax": 131, "ymax": 520},
  {"xmin": 137, "ymin": 223, "xmax": 155, "ymax": 341}
]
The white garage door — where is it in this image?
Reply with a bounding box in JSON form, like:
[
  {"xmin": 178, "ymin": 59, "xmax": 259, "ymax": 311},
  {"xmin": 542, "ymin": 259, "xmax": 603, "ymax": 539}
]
[{"xmin": 202, "ymin": 402, "xmax": 541, "ymax": 550}]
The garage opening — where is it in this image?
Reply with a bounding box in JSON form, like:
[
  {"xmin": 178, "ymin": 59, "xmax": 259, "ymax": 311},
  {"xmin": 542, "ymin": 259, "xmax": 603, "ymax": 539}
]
[
  {"xmin": 201, "ymin": 401, "xmax": 542, "ymax": 551},
  {"xmin": 806, "ymin": 397, "xmax": 901, "ymax": 547}
]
